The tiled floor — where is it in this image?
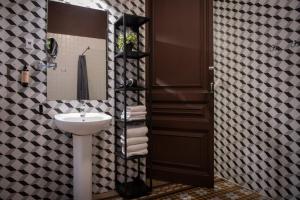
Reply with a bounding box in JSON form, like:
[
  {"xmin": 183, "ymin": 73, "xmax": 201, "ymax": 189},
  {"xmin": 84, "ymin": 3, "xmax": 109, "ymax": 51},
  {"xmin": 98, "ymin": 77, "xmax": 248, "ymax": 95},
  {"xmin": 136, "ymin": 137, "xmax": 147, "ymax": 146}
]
[{"xmin": 94, "ymin": 177, "xmax": 269, "ymax": 200}]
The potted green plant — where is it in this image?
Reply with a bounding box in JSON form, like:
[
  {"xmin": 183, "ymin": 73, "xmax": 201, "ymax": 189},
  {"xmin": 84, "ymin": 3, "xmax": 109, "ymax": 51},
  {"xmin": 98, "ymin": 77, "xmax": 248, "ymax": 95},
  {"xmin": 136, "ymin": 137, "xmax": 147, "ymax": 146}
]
[{"xmin": 117, "ymin": 31, "xmax": 138, "ymax": 52}]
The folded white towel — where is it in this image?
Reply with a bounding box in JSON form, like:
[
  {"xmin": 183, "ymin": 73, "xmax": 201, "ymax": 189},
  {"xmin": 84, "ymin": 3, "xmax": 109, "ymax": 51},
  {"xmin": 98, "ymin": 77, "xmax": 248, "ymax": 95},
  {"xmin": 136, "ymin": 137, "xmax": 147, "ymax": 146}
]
[
  {"xmin": 120, "ymin": 115, "xmax": 146, "ymax": 121},
  {"xmin": 127, "ymin": 106, "xmax": 146, "ymax": 112},
  {"xmin": 122, "ymin": 126, "xmax": 148, "ymax": 138},
  {"xmin": 121, "ymin": 111, "xmax": 147, "ymax": 119},
  {"xmin": 121, "ymin": 111, "xmax": 147, "ymax": 117},
  {"xmin": 122, "ymin": 143, "xmax": 148, "ymax": 153},
  {"xmin": 121, "ymin": 137, "xmax": 148, "ymax": 146},
  {"xmin": 122, "ymin": 149, "xmax": 148, "ymax": 157}
]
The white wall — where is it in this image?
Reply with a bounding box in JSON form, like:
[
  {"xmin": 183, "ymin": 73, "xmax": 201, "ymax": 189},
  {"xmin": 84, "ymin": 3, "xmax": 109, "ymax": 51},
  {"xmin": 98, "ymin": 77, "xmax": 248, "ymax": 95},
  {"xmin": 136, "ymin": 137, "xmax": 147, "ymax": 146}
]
[{"xmin": 47, "ymin": 33, "xmax": 106, "ymax": 100}]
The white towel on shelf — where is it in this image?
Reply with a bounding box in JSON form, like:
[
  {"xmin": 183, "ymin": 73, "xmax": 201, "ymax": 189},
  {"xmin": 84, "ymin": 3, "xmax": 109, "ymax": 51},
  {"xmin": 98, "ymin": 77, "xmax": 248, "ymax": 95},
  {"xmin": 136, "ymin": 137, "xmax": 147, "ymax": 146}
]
[
  {"xmin": 120, "ymin": 115, "xmax": 146, "ymax": 121},
  {"xmin": 121, "ymin": 137, "xmax": 148, "ymax": 146},
  {"xmin": 121, "ymin": 110, "xmax": 147, "ymax": 117},
  {"xmin": 121, "ymin": 111, "xmax": 147, "ymax": 118},
  {"xmin": 127, "ymin": 106, "xmax": 146, "ymax": 112},
  {"xmin": 122, "ymin": 149, "xmax": 148, "ymax": 157},
  {"xmin": 122, "ymin": 126, "xmax": 148, "ymax": 138},
  {"xmin": 122, "ymin": 143, "xmax": 148, "ymax": 153}
]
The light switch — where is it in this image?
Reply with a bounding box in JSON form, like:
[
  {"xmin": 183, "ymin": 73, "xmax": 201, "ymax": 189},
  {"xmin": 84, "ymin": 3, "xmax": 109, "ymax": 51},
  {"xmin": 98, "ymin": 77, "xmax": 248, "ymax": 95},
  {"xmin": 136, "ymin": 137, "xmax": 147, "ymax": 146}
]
[{"xmin": 25, "ymin": 38, "xmax": 34, "ymax": 50}]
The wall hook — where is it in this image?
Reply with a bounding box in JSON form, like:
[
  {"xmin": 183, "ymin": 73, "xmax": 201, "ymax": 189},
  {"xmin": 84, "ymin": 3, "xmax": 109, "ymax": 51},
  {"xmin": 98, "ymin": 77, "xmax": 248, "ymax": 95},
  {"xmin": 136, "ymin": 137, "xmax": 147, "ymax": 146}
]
[{"xmin": 82, "ymin": 46, "xmax": 90, "ymax": 55}]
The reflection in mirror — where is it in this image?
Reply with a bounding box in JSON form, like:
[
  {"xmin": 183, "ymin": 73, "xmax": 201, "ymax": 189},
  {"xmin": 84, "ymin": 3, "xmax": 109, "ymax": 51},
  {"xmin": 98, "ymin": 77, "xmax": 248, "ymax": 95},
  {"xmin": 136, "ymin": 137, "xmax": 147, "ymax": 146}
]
[
  {"xmin": 44, "ymin": 37, "xmax": 58, "ymax": 69},
  {"xmin": 46, "ymin": 38, "xmax": 58, "ymax": 58},
  {"xmin": 46, "ymin": 1, "xmax": 107, "ymax": 101}
]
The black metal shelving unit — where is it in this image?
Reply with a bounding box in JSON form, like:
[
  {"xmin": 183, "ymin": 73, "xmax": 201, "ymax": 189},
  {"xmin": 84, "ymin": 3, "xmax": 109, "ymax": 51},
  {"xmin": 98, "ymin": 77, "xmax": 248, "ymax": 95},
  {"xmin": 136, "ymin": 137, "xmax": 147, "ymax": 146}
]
[{"xmin": 114, "ymin": 13, "xmax": 152, "ymax": 199}]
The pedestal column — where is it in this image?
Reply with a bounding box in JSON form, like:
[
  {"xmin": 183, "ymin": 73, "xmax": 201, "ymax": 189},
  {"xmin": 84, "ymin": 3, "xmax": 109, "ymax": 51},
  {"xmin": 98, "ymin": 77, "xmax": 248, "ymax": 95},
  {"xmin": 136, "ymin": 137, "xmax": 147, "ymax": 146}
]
[{"xmin": 73, "ymin": 135, "xmax": 92, "ymax": 200}]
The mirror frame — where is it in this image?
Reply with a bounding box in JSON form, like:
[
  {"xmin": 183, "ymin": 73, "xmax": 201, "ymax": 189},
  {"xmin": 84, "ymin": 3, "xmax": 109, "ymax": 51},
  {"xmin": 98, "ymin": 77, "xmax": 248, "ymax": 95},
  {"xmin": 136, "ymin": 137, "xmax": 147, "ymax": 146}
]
[{"xmin": 45, "ymin": 0, "xmax": 109, "ymax": 101}]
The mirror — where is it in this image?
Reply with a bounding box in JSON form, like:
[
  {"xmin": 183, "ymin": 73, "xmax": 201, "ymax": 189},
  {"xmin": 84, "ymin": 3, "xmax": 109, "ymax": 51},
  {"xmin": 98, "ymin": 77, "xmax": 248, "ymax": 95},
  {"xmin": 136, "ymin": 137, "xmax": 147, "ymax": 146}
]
[{"xmin": 46, "ymin": 1, "xmax": 107, "ymax": 101}]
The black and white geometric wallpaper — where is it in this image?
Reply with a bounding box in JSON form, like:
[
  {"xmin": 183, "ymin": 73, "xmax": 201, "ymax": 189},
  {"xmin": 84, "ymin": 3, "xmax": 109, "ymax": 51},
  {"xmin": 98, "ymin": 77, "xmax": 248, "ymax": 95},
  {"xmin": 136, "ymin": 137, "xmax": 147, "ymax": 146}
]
[
  {"xmin": 0, "ymin": 0, "xmax": 146, "ymax": 199},
  {"xmin": 1, "ymin": 0, "xmax": 299, "ymax": 199},
  {"xmin": 214, "ymin": 0, "xmax": 300, "ymax": 199}
]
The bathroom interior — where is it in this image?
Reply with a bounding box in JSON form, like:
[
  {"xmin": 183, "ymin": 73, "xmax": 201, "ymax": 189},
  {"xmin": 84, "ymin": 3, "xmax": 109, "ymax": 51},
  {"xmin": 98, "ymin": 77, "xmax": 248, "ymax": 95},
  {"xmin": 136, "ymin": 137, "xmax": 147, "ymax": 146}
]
[{"xmin": 0, "ymin": 0, "xmax": 299, "ymax": 200}]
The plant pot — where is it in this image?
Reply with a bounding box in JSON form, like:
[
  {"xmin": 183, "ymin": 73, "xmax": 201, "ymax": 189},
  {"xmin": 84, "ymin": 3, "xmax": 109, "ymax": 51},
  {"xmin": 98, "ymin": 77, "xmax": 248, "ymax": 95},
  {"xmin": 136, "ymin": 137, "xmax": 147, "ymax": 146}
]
[{"xmin": 124, "ymin": 43, "xmax": 134, "ymax": 52}]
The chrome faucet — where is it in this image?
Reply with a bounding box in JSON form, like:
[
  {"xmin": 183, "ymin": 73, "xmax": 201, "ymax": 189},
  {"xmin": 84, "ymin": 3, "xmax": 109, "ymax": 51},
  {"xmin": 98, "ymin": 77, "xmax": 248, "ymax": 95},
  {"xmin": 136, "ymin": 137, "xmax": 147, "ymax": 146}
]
[{"xmin": 79, "ymin": 100, "xmax": 86, "ymax": 118}]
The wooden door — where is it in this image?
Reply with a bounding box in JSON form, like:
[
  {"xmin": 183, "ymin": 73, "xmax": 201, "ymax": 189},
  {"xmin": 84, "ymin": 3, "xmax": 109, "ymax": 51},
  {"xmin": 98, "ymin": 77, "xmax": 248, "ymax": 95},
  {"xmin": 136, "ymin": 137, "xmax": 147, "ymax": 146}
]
[{"xmin": 147, "ymin": 0, "xmax": 214, "ymax": 187}]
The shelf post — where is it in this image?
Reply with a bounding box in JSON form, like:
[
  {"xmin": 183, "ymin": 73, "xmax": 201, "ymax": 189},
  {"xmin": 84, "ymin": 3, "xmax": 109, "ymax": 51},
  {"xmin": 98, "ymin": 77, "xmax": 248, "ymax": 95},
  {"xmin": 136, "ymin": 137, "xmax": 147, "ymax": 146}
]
[
  {"xmin": 113, "ymin": 18, "xmax": 118, "ymax": 187},
  {"xmin": 138, "ymin": 157, "xmax": 141, "ymax": 179},
  {"xmin": 137, "ymin": 25, "xmax": 141, "ymax": 105},
  {"xmin": 122, "ymin": 14, "xmax": 128, "ymax": 190}
]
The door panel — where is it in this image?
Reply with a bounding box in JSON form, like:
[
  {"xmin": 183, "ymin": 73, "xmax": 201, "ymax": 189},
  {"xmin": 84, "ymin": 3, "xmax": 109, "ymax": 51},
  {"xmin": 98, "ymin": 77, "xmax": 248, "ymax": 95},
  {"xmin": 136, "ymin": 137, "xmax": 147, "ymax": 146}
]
[
  {"xmin": 152, "ymin": 131, "xmax": 209, "ymax": 168},
  {"xmin": 148, "ymin": 0, "xmax": 214, "ymax": 187},
  {"xmin": 152, "ymin": 0, "xmax": 208, "ymax": 88}
]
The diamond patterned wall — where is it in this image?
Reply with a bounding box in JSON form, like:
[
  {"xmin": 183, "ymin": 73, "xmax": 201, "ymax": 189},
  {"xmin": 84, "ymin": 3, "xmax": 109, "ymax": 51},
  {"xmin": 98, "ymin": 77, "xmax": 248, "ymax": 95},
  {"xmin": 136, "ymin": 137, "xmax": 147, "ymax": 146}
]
[
  {"xmin": 214, "ymin": 0, "xmax": 300, "ymax": 199},
  {"xmin": 0, "ymin": 0, "xmax": 145, "ymax": 199},
  {"xmin": 2, "ymin": 0, "xmax": 299, "ymax": 199}
]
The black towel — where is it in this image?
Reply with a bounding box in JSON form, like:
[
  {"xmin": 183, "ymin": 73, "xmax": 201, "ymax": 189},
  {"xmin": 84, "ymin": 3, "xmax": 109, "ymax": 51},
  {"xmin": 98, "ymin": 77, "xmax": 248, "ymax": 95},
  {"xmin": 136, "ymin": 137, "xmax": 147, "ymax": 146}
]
[{"xmin": 77, "ymin": 55, "xmax": 89, "ymax": 100}]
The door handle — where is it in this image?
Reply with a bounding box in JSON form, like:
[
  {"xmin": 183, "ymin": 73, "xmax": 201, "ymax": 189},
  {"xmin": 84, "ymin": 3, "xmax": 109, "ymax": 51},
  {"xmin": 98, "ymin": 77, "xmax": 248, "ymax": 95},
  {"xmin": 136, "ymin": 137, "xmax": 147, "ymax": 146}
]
[
  {"xmin": 209, "ymin": 66, "xmax": 214, "ymax": 93},
  {"xmin": 210, "ymin": 82, "xmax": 214, "ymax": 93}
]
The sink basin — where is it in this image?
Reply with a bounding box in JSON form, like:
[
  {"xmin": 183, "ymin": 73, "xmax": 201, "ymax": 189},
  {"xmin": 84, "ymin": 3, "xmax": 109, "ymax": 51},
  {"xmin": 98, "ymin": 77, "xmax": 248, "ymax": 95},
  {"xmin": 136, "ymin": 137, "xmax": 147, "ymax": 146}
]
[{"xmin": 54, "ymin": 112, "xmax": 112, "ymax": 136}]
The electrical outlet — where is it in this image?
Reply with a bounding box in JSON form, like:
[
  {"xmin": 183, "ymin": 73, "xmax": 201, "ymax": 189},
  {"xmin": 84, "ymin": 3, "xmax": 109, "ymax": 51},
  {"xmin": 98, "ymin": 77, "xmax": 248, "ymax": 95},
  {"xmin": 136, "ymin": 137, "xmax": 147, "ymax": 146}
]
[{"xmin": 25, "ymin": 38, "xmax": 34, "ymax": 50}]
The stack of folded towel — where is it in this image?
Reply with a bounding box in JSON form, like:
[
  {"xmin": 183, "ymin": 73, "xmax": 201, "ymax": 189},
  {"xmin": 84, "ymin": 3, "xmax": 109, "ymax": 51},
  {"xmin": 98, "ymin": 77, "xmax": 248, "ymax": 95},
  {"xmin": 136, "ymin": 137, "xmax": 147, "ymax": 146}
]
[
  {"xmin": 121, "ymin": 105, "xmax": 147, "ymax": 121},
  {"xmin": 121, "ymin": 126, "xmax": 148, "ymax": 157}
]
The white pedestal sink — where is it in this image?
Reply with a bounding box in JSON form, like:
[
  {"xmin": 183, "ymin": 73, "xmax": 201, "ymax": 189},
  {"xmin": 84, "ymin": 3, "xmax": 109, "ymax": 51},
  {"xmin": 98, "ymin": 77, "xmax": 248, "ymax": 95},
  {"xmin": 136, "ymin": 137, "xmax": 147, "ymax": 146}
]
[{"xmin": 54, "ymin": 113, "xmax": 112, "ymax": 200}]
